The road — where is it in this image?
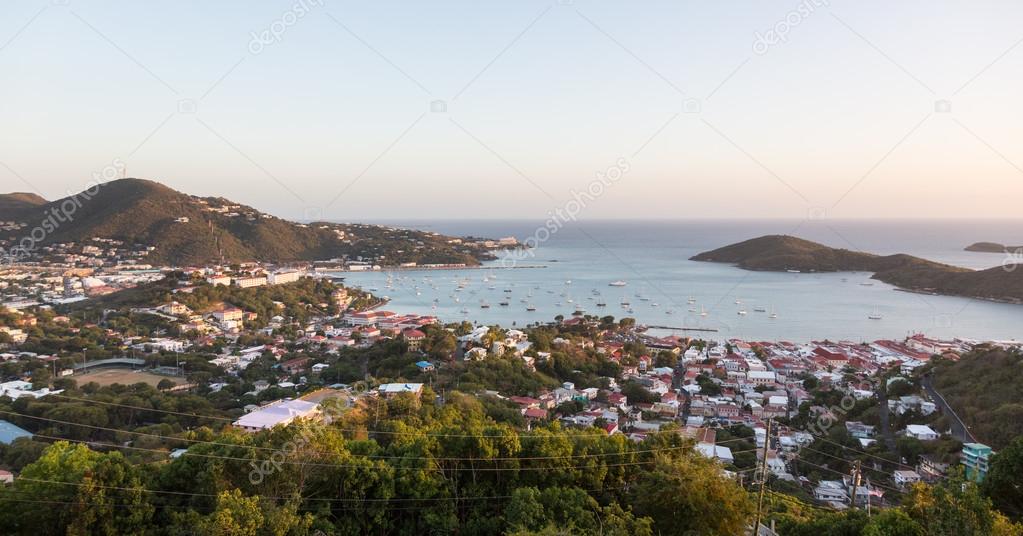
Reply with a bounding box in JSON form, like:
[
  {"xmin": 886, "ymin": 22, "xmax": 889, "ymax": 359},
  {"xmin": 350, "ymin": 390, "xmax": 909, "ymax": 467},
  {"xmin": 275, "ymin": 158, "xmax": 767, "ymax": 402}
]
[
  {"xmin": 876, "ymin": 390, "xmax": 898, "ymax": 452},
  {"xmin": 922, "ymin": 374, "xmax": 977, "ymax": 443}
]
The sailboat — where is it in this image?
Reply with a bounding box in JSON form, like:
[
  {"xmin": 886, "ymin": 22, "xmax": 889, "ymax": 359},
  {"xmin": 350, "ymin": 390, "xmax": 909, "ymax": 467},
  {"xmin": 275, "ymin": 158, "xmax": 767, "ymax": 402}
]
[{"xmin": 868, "ymin": 307, "xmax": 882, "ymax": 320}]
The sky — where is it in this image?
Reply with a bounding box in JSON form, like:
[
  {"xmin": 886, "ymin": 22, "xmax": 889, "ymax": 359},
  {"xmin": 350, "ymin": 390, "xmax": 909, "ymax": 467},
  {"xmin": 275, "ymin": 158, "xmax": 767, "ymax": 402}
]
[{"xmin": 2, "ymin": 0, "xmax": 1023, "ymax": 222}]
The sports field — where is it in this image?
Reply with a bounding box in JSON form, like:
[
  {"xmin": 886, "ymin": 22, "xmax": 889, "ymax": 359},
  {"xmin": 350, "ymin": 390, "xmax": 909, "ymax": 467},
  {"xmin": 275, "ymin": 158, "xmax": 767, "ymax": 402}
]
[{"xmin": 75, "ymin": 367, "xmax": 185, "ymax": 388}]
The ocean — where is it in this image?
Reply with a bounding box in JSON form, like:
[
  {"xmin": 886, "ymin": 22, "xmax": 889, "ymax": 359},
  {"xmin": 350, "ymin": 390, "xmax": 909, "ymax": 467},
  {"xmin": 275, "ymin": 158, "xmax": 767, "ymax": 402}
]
[{"xmin": 335, "ymin": 219, "xmax": 1023, "ymax": 342}]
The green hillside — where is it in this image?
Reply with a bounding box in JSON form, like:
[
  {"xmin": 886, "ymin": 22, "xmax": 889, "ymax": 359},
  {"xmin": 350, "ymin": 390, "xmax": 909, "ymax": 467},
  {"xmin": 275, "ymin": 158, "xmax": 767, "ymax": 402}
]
[
  {"xmin": 6, "ymin": 178, "xmax": 489, "ymax": 266},
  {"xmin": 691, "ymin": 235, "xmax": 1023, "ymax": 303}
]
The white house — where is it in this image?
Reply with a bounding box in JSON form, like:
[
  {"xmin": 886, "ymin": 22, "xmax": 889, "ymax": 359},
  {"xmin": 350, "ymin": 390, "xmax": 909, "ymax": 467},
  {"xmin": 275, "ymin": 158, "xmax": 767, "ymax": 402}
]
[
  {"xmin": 893, "ymin": 469, "xmax": 921, "ymax": 489},
  {"xmin": 905, "ymin": 424, "xmax": 938, "ymax": 441},
  {"xmin": 232, "ymin": 399, "xmax": 320, "ymax": 432}
]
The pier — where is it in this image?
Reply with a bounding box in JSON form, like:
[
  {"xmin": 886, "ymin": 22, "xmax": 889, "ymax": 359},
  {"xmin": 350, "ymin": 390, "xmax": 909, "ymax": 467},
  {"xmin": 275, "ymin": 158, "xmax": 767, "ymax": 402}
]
[{"xmin": 643, "ymin": 325, "xmax": 719, "ymax": 332}]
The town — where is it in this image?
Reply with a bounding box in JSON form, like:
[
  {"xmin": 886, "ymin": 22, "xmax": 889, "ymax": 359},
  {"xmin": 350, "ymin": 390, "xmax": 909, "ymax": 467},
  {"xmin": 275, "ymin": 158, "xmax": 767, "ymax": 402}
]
[{"xmin": 1, "ymin": 253, "xmax": 1020, "ymax": 535}]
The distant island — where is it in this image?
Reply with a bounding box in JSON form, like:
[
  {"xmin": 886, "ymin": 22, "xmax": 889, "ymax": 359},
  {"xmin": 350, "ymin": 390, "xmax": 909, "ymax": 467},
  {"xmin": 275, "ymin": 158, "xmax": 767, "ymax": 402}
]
[
  {"xmin": 691, "ymin": 235, "xmax": 1023, "ymax": 304},
  {"xmin": 965, "ymin": 241, "xmax": 1023, "ymax": 253},
  {"xmin": 0, "ymin": 178, "xmax": 508, "ymax": 266}
]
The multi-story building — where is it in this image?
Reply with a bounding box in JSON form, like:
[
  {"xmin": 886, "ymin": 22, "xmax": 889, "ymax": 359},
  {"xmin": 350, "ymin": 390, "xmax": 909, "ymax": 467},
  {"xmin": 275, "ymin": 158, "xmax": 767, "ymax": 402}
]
[
  {"xmin": 233, "ymin": 275, "xmax": 268, "ymax": 288},
  {"xmin": 962, "ymin": 442, "xmax": 993, "ymax": 482},
  {"xmin": 267, "ymin": 270, "xmax": 302, "ymax": 285}
]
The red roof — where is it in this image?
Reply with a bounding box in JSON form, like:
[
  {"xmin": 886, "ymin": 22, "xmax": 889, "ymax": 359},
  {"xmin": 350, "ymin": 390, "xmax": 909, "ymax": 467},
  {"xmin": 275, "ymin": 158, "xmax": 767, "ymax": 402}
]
[
  {"xmin": 524, "ymin": 407, "xmax": 547, "ymax": 419},
  {"xmin": 403, "ymin": 329, "xmax": 426, "ymax": 339}
]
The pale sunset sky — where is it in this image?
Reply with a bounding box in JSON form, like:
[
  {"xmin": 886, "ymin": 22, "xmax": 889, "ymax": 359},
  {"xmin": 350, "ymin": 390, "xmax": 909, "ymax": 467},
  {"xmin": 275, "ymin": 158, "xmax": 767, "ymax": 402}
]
[{"xmin": 2, "ymin": 0, "xmax": 1023, "ymax": 221}]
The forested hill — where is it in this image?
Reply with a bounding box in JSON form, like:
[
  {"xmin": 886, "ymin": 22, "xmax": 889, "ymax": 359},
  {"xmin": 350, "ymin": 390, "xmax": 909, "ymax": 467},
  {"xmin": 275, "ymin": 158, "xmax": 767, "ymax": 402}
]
[
  {"xmin": 4, "ymin": 178, "xmax": 493, "ymax": 266},
  {"xmin": 0, "ymin": 192, "xmax": 47, "ymax": 213},
  {"xmin": 691, "ymin": 235, "xmax": 1023, "ymax": 303},
  {"xmin": 925, "ymin": 347, "xmax": 1023, "ymax": 449}
]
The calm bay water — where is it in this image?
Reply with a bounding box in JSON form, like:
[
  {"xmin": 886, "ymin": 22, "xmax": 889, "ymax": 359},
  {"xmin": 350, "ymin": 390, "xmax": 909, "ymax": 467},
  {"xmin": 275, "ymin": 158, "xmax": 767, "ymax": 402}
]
[{"xmin": 336, "ymin": 219, "xmax": 1023, "ymax": 342}]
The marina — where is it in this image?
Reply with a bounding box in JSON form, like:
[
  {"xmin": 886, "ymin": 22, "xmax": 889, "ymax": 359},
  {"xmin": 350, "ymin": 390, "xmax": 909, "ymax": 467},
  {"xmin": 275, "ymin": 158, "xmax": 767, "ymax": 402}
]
[{"xmin": 338, "ymin": 219, "xmax": 1023, "ymax": 341}]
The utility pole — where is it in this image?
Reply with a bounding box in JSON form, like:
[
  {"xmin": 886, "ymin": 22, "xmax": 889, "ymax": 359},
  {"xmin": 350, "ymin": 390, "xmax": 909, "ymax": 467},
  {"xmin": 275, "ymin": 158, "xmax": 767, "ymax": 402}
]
[
  {"xmin": 754, "ymin": 418, "xmax": 772, "ymax": 534},
  {"xmin": 867, "ymin": 476, "xmax": 875, "ymax": 519},
  {"xmin": 851, "ymin": 460, "xmax": 862, "ymax": 510}
]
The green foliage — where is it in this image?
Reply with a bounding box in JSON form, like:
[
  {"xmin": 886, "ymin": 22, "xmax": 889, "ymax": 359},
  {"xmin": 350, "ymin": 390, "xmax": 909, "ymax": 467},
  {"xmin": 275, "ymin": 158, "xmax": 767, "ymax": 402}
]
[
  {"xmin": 984, "ymin": 436, "xmax": 1023, "ymax": 521},
  {"xmin": 0, "ymin": 442, "xmax": 153, "ymax": 535},
  {"xmin": 927, "ymin": 347, "xmax": 1023, "ymax": 449},
  {"xmin": 630, "ymin": 452, "xmax": 754, "ymax": 535}
]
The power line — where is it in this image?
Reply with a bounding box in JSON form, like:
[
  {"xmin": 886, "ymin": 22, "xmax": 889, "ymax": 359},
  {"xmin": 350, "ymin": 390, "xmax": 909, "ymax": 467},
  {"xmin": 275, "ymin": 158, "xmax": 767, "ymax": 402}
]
[
  {"xmin": 1, "ymin": 409, "xmax": 751, "ymax": 465},
  {"xmin": 27, "ymin": 431, "xmax": 664, "ymax": 473},
  {"xmin": 798, "ymin": 445, "xmax": 909, "ymax": 483},
  {"xmin": 793, "ymin": 457, "xmax": 905, "ymax": 497},
  {"xmin": 10, "ymin": 476, "xmax": 629, "ymax": 506},
  {"xmin": 802, "ymin": 429, "xmax": 943, "ymax": 478},
  {"xmin": 43, "ymin": 393, "xmax": 711, "ymax": 442}
]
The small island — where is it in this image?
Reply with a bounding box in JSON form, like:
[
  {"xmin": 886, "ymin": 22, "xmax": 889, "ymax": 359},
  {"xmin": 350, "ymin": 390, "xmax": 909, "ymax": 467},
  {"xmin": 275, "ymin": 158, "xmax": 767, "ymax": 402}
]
[
  {"xmin": 692, "ymin": 235, "xmax": 1023, "ymax": 304},
  {"xmin": 965, "ymin": 242, "xmax": 1023, "ymax": 253}
]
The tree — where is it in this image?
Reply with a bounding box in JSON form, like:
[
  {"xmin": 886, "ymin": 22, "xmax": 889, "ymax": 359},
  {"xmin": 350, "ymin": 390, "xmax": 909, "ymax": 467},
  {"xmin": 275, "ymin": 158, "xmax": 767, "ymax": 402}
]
[
  {"xmin": 199, "ymin": 490, "xmax": 264, "ymax": 536},
  {"xmin": 0, "ymin": 441, "xmax": 153, "ymax": 535},
  {"xmin": 903, "ymin": 479, "xmax": 998, "ymax": 536},
  {"xmin": 984, "ymin": 436, "xmax": 1023, "ymax": 520},
  {"xmin": 631, "ymin": 452, "xmax": 752, "ymax": 536},
  {"xmin": 863, "ymin": 509, "xmax": 924, "ymax": 536}
]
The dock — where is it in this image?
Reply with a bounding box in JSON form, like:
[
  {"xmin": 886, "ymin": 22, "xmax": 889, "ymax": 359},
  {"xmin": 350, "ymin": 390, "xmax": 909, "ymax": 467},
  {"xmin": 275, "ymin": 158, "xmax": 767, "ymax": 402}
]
[{"xmin": 644, "ymin": 325, "xmax": 719, "ymax": 332}]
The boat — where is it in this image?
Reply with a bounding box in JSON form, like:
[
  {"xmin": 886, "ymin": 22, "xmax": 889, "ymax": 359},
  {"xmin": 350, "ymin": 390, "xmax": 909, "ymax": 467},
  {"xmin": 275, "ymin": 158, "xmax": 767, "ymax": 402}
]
[
  {"xmin": 609, "ymin": 280, "xmax": 627, "ymax": 287},
  {"xmin": 860, "ymin": 282, "xmax": 874, "ymax": 287},
  {"xmin": 665, "ymin": 309, "xmax": 674, "ymax": 315},
  {"xmin": 868, "ymin": 307, "xmax": 882, "ymax": 320},
  {"xmin": 526, "ymin": 304, "xmax": 536, "ymax": 311},
  {"xmin": 687, "ymin": 297, "xmax": 696, "ymax": 304},
  {"xmin": 651, "ymin": 302, "xmax": 658, "ymax": 307},
  {"xmin": 737, "ymin": 309, "xmax": 747, "ymax": 315},
  {"xmin": 480, "ymin": 301, "xmax": 491, "ymax": 308},
  {"xmin": 596, "ymin": 301, "xmax": 607, "ymax": 307},
  {"xmin": 753, "ymin": 306, "xmax": 767, "ymax": 312},
  {"xmin": 786, "ymin": 269, "xmax": 801, "ymax": 273},
  {"xmin": 700, "ymin": 306, "xmax": 708, "ymax": 317},
  {"xmin": 499, "ymin": 301, "xmax": 509, "ymax": 306}
]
